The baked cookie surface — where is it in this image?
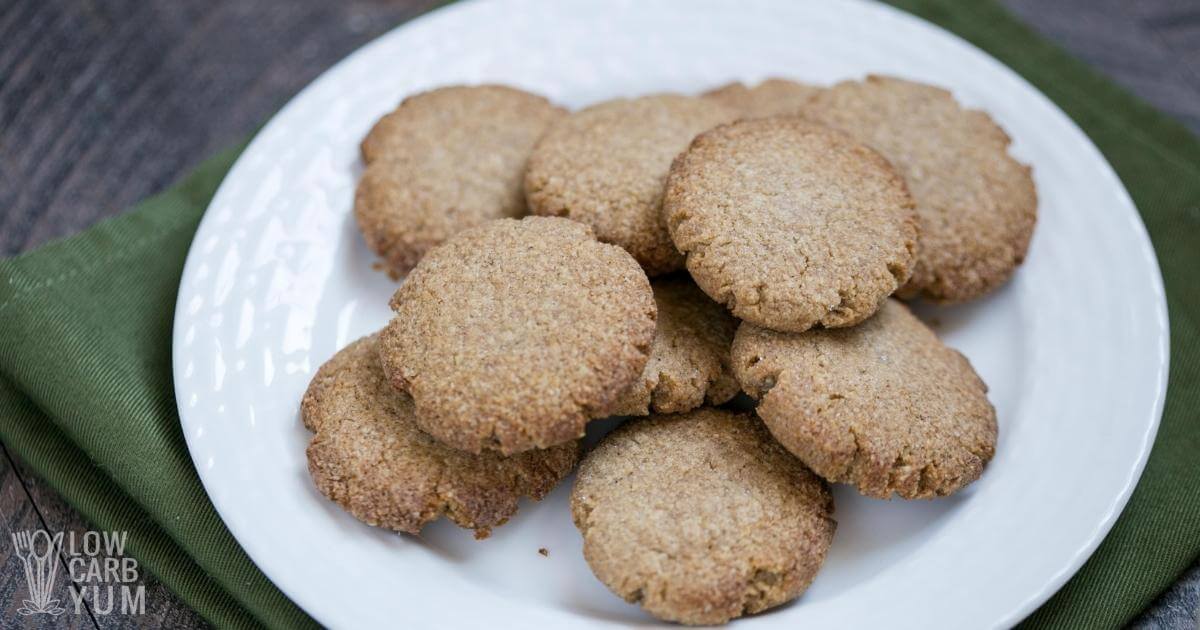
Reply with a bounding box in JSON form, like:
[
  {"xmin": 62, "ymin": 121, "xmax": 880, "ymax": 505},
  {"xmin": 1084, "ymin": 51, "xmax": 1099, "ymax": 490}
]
[
  {"xmin": 378, "ymin": 216, "xmax": 656, "ymax": 455},
  {"xmin": 571, "ymin": 408, "xmax": 835, "ymax": 625},
  {"xmin": 524, "ymin": 94, "xmax": 734, "ymax": 275},
  {"xmin": 664, "ymin": 117, "xmax": 917, "ymax": 333},
  {"xmin": 732, "ymin": 300, "xmax": 997, "ymax": 499},
  {"xmin": 703, "ymin": 78, "xmax": 822, "ymax": 119},
  {"xmin": 354, "ymin": 85, "xmax": 564, "ymax": 277},
  {"xmin": 802, "ymin": 75, "xmax": 1037, "ymax": 302},
  {"xmin": 606, "ymin": 275, "xmax": 739, "ymax": 416},
  {"xmin": 302, "ymin": 335, "xmax": 579, "ymax": 538}
]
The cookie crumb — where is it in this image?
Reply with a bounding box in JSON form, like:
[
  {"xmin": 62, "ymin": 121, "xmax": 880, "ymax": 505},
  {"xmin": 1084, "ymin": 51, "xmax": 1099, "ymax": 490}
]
[
  {"xmin": 371, "ymin": 261, "xmax": 402, "ymax": 281},
  {"xmin": 538, "ymin": 547, "xmax": 549, "ymax": 557}
]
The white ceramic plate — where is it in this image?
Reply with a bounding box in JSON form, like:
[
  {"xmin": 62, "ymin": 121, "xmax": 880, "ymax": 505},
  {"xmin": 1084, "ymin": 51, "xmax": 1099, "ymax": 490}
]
[{"xmin": 173, "ymin": 0, "xmax": 1170, "ymax": 627}]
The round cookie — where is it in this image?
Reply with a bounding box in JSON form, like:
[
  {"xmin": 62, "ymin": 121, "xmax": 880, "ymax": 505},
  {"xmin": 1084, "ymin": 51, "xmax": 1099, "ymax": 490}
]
[
  {"xmin": 378, "ymin": 216, "xmax": 656, "ymax": 455},
  {"xmin": 801, "ymin": 75, "xmax": 1037, "ymax": 303},
  {"xmin": 606, "ymin": 275, "xmax": 739, "ymax": 416},
  {"xmin": 663, "ymin": 117, "xmax": 918, "ymax": 333},
  {"xmin": 703, "ymin": 78, "xmax": 822, "ymax": 119},
  {"xmin": 571, "ymin": 408, "xmax": 835, "ymax": 625},
  {"xmin": 302, "ymin": 335, "xmax": 579, "ymax": 538},
  {"xmin": 355, "ymin": 85, "xmax": 565, "ymax": 277},
  {"xmin": 524, "ymin": 94, "xmax": 735, "ymax": 276},
  {"xmin": 731, "ymin": 299, "xmax": 997, "ymax": 499}
]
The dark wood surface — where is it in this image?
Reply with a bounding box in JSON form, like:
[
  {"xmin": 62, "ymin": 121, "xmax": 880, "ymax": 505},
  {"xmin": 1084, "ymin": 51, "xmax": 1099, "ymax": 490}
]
[{"xmin": 1, "ymin": 0, "xmax": 1198, "ymax": 628}]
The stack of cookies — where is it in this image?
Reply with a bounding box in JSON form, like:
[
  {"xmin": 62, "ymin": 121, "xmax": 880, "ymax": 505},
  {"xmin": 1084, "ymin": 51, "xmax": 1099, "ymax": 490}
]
[{"xmin": 304, "ymin": 76, "xmax": 1036, "ymax": 625}]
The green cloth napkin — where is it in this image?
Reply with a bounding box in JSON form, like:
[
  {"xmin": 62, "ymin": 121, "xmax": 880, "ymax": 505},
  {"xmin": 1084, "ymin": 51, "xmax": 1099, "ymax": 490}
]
[{"xmin": 1, "ymin": 1, "xmax": 1197, "ymax": 627}]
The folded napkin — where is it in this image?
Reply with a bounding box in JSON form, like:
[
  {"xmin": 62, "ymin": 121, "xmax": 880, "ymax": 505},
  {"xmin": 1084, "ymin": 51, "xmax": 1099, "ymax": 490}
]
[{"xmin": 1, "ymin": 1, "xmax": 1197, "ymax": 628}]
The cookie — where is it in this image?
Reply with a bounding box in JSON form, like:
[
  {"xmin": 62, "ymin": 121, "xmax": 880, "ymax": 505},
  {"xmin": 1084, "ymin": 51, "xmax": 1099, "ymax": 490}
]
[
  {"xmin": 606, "ymin": 275, "xmax": 739, "ymax": 416},
  {"xmin": 378, "ymin": 216, "xmax": 656, "ymax": 455},
  {"xmin": 731, "ymin": 299, "xmax": 997, "ymax": 499},
  {"xmin": 663, "ymin": 117, "xmax": 918, "ymax": 333},
  {"xmin": 703, "ymin": 78, "xmax": 822, "ymax": 118},
  {"xmin": 524, "ymin": 94, "xmax": 735, "ymax": 276},
  {"xmin": 355, "ymin": 85, "xmax": 565, "ymax": 277},
  {"xmin": 302, "ymin": 335, "xmax": 579, "ymax": 538},
  {"xmin": 801, "ymin": 75, "xmax": 1037, "ymax": 302},
  {"xmin": 571, "ymin": 408, "xmax": 835, "ymax": 625}
]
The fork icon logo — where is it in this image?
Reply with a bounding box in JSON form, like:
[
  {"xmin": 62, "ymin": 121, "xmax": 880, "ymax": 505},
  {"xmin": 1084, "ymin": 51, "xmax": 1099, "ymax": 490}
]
[{"xmin": 11, "ymin": 530, "xmax": 68, "ymax": 616}]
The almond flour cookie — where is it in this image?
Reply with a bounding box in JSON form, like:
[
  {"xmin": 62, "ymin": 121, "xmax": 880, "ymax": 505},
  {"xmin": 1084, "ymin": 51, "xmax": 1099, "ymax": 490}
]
[
  {"xmin": 703, "ymin": 78, "xmax": 822, "ymax": 119},
  {"xmin": 378, "ymin": 216, "xmax": 656, "ymax": 455},
  {"xmin": 732, "ymin": 300, "xmax": 997, "ymax": 499},
  {"xmin": 355, "ymin": 85, "xmax": 565, "ymax": 277},
  {"xmin": 302, "ymin": 335, "xmax": 579, "ymax": 538},
  {"xmin": 664, "ymin": 117, "xmax": 918, "ymax": 333},
  {"xmin": 606, "ymin": 275, "xmax": 739, "ymax": 416},
  {"xmin": 571, "ymin": 408, "xmax": 835, "ymax": 625},
  {"xmin": 524, "ymin": 94, "xmax": 735, "ymax": 276},
  {"xmin": 802, "ymin": 75, "xmax": 1037, "ymax": 302}
]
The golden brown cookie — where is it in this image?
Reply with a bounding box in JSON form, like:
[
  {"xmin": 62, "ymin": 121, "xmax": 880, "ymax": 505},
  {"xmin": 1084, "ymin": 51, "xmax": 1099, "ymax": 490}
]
[
  {"xmin": 606, "ymin": 275, "xmax": 738, "ymax": 416},
  {"xmin": 302, "ymin": 335, "xmax": 579, "ymax": 538},
  {"xmin": 703, "ymin": 78, "xmax": 822, "ymax": 118},
  {"xmin": 524, "ymin": 94, "xmax": 735, "ymax": 276},
  {"xmin": 801, "ymin": 75, "xmax": 1037, "ymax": 303},
  {"xmin": 664, "ymin": 117, "xmax": 918, "ymax": 333},
  {"xmin": 731, "ymin": 300, "xmax": 997, "ymax": 499},
  {"xmin": 571, "ymin": 408, "xmax": 835, "ymax": 625},
  {"xmin": 378, "ymin": 216, "xmax": 656, "ymax": 455},
  {"xmin": 354, "ymin": 85, "xmax": 565, "ymax": 277}
]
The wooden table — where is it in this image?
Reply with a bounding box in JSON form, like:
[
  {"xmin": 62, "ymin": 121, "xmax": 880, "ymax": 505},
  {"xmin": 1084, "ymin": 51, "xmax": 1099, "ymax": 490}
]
[{"xmin": 2, "ymin": 1, "xmax": 1197, "ymax": 627}]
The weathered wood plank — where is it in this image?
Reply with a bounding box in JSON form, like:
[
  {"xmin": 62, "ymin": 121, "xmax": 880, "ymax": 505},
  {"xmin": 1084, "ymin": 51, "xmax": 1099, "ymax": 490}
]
[
  {"xmin": 0, "ymin": 0, "xmax": 444, "ymax": 256},
  {"xmin": 1003, "ymin": 0, "xmax": 1200, "ymax": 133}
]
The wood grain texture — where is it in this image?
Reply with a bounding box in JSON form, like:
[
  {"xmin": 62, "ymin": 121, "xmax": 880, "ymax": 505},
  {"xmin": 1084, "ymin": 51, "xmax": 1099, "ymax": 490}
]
[
  {"xmin": 1004, "ymin": 0, "xmax": 1200, "ymax": 135},
  {"xmin": 0, "ymin": 0, "xmax": 1197, "ymax": 628},
  {"xmin": 0, "ymin": 0, "xmax": 444, "ymax": 256}
]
